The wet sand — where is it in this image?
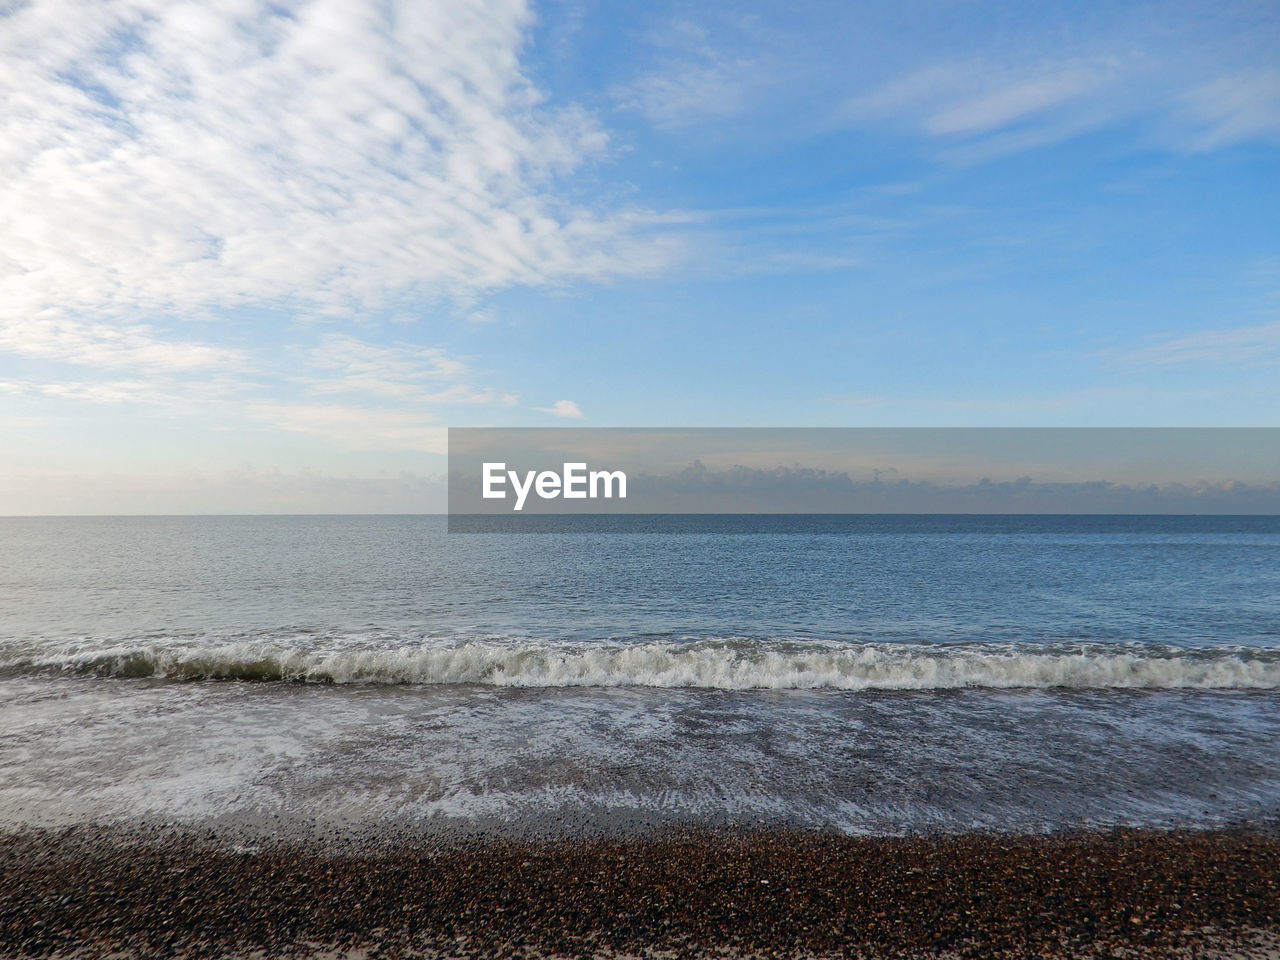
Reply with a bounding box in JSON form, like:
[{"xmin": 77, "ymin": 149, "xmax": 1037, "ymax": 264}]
[{"xmin": 2, "ymin": 825, "xmax": 1278, "ymax": 958}]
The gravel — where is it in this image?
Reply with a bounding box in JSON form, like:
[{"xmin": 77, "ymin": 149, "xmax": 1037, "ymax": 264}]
[{"xmin": 1, "ymin": 825, "xmax": 1277, "ymax": 958}]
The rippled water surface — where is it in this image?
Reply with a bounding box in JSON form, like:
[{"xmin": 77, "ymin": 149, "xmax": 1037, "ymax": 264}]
[{"xmin": 1, "ymin": 515, "xmax": 1277, "ymax": 835}]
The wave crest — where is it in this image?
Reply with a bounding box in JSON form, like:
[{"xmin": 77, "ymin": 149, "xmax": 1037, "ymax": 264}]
[{"xmin": 4, "ymin": 637, "xmax": 1280, "ymax": 690}]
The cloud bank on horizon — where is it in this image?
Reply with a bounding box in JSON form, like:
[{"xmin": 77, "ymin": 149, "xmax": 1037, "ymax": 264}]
[{"xmin": 1, "ymin": 0, "xmax": 1278, "ymax": 512}]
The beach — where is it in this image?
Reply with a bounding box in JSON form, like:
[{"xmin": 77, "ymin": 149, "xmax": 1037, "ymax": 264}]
[
  {"xmin": 3, "ymin": 824, "xmax": 1278, "ymax": 958},
  {"xmin": 6, "ymin": 0, "xmax": 1279, "ymax": 943},
  {"xmin": 2, "ymin": 517, "xmax": 1279, "ymax": 957}
]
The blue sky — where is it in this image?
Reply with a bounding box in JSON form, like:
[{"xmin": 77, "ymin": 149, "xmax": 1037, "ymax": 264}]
[{"xmin": 1, "ymin": 0, "xmax": 1278, "ymax": 511}]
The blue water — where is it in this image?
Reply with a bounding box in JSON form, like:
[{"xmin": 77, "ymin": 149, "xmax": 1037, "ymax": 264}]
[{"xmin": 0, "ymin": 515, "xmax": 1277, "ymax": 837}]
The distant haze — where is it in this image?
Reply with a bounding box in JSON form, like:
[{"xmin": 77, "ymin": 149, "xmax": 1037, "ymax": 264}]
[{"xmin": 448, "ymin": 428, "xmax": 1280, "ymax": 516}]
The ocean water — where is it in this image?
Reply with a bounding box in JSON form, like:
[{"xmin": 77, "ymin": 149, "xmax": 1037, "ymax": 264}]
[{"xmin": 1, "ymin": 515, "xmax": 1278, "ymax": 837}]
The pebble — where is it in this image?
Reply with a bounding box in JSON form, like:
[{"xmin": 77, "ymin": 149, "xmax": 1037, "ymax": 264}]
[{"xmin": 0, "ymin": 825, "xmax": 1276, "ymax": 958}]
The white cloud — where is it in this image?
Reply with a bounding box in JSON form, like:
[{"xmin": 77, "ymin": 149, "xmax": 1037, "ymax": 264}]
[
  {"xmin": 300, "ymin": 333, "xmax": 520, "ymax": 415},
  {"xmin": 1180, "ymin": 70, "xmax": 1280, "ymax": 149},
  {"xmin": 1, "ymin": 329, "xmax": 519, "ymax": 453},
  {"xmin": 618, "ymin": 51, "xmax": 759, "ymax": 130},
  {"xmin": 825, "ymin": 6, "xmax": 1279, "ymax": 159},
  {"xmin": 612, "ymin": 14, "xmax": 787, "ymax": 132},
  {"xmin": 0, "ymin": 372, "xmax": 252, "ymax": 409},
  {"xmin": 0, "ymin": 379, "xmax": 175, "ymax": 405},
  {"xmin": 922, "ymin": 66, "xmax": 1107, "ymax": 137},
  {"xmin": 0, "ymin": 0, "xmax": 686, "ymax": 460},
  {"xmin": 0, "ymin": 0, "xmax": 674, "ymax": 367},
  {"xmin": 247, "ymin": 401, "xmax": 448, "ymax": 452},
  {"xmin": 306, "ymin": 335, "xmax": 472, "ymax": 398},
  {"xmin": 534, "ymin": 399, "xmax": 585, "ymax": 419},
  {"xmin": 1120, "ymin": 320, "xmax": 1280, "ymax": 366},
  {"xmin": 844, "ymin": 58, "xmax": 1119, "ymax": 154},
  {"xmin": 0, "ymin": 316, "xmax": 246, "ymax": 372}
]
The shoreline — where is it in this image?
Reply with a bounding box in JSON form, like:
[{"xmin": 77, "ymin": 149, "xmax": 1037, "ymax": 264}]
[{"xmin": 2, "ymin": 824, "xmax": 1278, "ymax": 958}]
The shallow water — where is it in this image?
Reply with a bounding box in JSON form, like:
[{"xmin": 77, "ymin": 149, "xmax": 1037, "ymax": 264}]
[{"xmin": 1, "ymin": 515, "xmax": 1277, "ymax": 836}]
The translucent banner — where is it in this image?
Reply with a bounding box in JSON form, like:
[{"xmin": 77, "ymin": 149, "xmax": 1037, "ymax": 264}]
[{"xmin": 447, "ymin": 427, "xmax": 1280, "ymax": 532}]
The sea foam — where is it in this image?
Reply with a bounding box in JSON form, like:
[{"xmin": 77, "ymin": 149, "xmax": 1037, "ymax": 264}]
[{"xmin": 5, "ymin": 637, "xmax": 1279, "ymax": 689}]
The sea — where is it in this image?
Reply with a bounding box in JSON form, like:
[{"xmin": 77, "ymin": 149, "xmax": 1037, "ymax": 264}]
[{"xmin": 1, "ymin": 515, "xmax": 1278, "ymax": 839}]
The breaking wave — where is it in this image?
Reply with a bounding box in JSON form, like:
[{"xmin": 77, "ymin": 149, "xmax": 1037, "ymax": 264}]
[{"xmin": 3, "ymin": 636, "xmax": 1280, "ymax": 690}]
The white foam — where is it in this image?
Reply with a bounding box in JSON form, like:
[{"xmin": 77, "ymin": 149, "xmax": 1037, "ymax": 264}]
[{"xmin": 7, "ymin": 637, "xmax": 1280, "ymax": 690}]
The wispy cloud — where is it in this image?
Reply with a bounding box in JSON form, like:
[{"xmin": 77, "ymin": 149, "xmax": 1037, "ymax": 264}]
[
  {"xmin": 534, "ymin": 399, "xmax": 585, "ymax": 419},
  {"xmin": 1180, "ymin": 70, "xmax": 1280, "ymax": 150},
  {"xmin": 238, "ymin": 334, "xmax": 523, "ymax": 451},
  {"xmin": 0, "ymin": 371, "xmax": 256, "ymax": 412},
  {"xmin": 614, "ymin": 3, "xmax": 1279, "ymax": 164},
  {"xmin": 0, "ymin": 316, "xmax": 247, "ymax": 373},
  {"xmin": 842, "ymin": 57, "xmax": 1121, "ymax": 158},
  {"xmin": 1119, "ymin": 320, "xmax": 1280, "ymax": 366},
  {"xmin": 247, "ymin": 401, "xmax": 448, "ymax": 453},
  {"xmin": 304, "ymin": 335, "xmax": 504, "ymax": 404},
  {"xmin": 614, "ymin": 19, "xmax": 763, "ymax": 130},
  {"xmin": 0, "ymin": 379, "xmax": 179, "ymax": 406},
  {"xmin": 1, "ymin": 329, "xmax": 522, "ymax": 452},
  {"xmin": 923, "ymin": 66, "xmax": 1109, "ymax": 137}
]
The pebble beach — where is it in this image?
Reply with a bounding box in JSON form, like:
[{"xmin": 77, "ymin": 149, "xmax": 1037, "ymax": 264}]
[
  {"xmin": 3, "ymin": 825, "xmax": 1278, "ymax": 959},
  {"xmin": 5, "ymin": 519, "xmax": 1280, "ymax": 958}
]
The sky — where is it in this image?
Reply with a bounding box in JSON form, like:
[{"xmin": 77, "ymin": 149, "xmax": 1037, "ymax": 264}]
[{"xmin": 1, "ymin": 0, "xmax": 1278, "ymax": 513}]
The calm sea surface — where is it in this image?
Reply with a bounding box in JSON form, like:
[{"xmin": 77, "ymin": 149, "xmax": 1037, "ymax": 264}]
[{"xmin": 1, "ymin": 515, "xmax": 1278, "ymax": 837}]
